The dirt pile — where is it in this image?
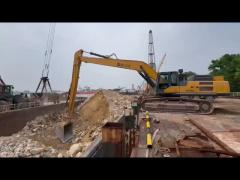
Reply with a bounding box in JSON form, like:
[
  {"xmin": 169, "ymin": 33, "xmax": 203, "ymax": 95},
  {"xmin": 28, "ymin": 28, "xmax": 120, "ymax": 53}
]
[
  {"xmin": 75, "ymin": 90, "xmax": 110, "ymax": 125},
  {"xmin": 67, "ymin": 90, "xmax": 134, "ymax": 156},
  {"xmin": 103, "ymin": 90, "xmax": 133, "ymax": 120},
  {"xmin": 0, "ymin": 90, "xmax": 134, "ymax": 157}
]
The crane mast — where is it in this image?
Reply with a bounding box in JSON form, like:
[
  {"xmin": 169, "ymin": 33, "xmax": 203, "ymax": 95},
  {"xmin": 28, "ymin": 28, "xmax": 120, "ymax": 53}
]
[
  {"xmin": 148, "ymin": 30, "xmax": 156, "ymax": 70},
  {"xmin": 35, "ymin": 23, "xmax": 56, "ymax": 96}
]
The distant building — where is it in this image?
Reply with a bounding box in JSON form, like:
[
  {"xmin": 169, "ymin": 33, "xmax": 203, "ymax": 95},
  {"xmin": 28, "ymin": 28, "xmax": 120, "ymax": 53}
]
[{"xmin": 0, "ymin": 76, "xmax": 6, "ymax": 94}]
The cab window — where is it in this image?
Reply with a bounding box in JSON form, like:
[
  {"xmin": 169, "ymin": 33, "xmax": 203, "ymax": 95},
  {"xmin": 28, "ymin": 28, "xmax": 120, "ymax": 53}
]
[{"xmin": 170, "ymin": 73, "xmax": 178, "ymax": 84}]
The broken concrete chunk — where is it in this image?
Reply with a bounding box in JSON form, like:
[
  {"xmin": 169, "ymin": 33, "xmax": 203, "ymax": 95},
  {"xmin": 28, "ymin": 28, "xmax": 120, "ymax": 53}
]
[
  {"xmin": 68, "ymin": 143, "xmax": 83, "ymax": 156},
  {"xmin": 75, "ymin": 152, "xmax": 82, "ymax": 157},
  {"xmin": 57, "ymin": 153, "xmax": 63, "ymax": 158},
  {"xmin": 30, "ymin": 148, "xmax": 44, "ymax": 155}
]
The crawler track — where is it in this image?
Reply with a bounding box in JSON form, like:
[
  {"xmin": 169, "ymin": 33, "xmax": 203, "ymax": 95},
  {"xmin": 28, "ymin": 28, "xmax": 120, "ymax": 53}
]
[{"xmin": 139, "ymin": 96, "xmax": 214, "ymax": 114}]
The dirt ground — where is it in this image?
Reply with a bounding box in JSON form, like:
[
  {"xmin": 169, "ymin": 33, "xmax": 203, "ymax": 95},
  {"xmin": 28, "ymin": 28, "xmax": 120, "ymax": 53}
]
[{"xmin": 137, "ymin": 97, "xmax": 240, "ymax": 157}]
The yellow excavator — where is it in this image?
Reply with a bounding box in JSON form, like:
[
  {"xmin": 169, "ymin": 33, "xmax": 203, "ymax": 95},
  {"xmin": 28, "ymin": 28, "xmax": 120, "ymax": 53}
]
[
  {"xmin": 56, "ymin": 49, "xmax": 230, "ymax": 143},
  {"xmin": 67, "ymin": 49, "xmax": 230, "ymax": 116}
]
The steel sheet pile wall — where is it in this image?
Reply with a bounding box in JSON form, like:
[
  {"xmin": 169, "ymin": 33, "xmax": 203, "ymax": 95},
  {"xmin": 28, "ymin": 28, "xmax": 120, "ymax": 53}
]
[
  {"xmin": 82, "ymin": 115, "xmax": 137, "ymax": 157},
  {"xmin": 0, "ymin": 101, "xmax": 82, "ymax": 136}
]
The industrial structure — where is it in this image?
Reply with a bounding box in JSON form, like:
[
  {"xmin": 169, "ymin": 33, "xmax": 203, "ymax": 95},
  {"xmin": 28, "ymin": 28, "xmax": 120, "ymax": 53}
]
[
  {"xmin": 148, "ymin": 30, "xmax": 156, "ymax": 70},
  {"xmin": 35, "ymin": 23, "xmax": 56, "ymax": 97}
]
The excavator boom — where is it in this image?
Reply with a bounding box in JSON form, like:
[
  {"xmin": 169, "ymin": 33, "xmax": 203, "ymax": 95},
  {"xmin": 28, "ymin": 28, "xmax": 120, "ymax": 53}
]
[
  {"xmin": 67, "ymin": 49, "xmax": 158, "ymax": 116},
  {"xmin": 80, "ymin": 56, "xmax": 157, "ymax": 80}
]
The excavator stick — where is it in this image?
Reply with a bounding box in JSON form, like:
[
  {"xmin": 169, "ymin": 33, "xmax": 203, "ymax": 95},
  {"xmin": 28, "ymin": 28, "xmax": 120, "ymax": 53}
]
[{"xmin": 55, "ymin": 50, "xmax": 84, "ymax": 143}]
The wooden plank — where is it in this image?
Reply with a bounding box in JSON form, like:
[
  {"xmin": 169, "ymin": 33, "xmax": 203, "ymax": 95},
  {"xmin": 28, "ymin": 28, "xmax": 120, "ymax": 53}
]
[
  {"xmin": 189, "ymin": 115, "xmax": 227, "ymax": 132},
  {"xmin": 213, "ymin": 132, "xmax": 240, "ymax": 153},
  {"xmin": 189, "ymin": 118, "xmax": 240, "ymax": 156}
]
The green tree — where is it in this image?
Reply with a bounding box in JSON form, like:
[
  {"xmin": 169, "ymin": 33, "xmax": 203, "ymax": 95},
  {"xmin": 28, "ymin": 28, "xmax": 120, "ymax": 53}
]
[
  {"xmin": 208, "ymin": 54, "xmax": 240, "ymax": 92},
  {"xmin": 183, "ymin": 71, "xmax": 197, "ymax": 78}
]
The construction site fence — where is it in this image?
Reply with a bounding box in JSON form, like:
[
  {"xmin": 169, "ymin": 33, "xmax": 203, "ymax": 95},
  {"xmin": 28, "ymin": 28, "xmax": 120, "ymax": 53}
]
[
  {"xmin": 0, "ymin": 101, "xmax": 41, "ymax": 113},
  {"xmin": 230, "ymin": 92, "xmax": 240, "ymax": 97},
  {"xmin": 0, "ymin": 97, "xmax": 87, "ymax": 113}
]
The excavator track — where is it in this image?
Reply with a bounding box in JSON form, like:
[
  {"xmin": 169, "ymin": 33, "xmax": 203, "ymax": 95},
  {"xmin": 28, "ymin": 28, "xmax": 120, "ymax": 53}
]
[{"xmin": 139, "ymin": 96, "xmax": 214, "ymax": 114}]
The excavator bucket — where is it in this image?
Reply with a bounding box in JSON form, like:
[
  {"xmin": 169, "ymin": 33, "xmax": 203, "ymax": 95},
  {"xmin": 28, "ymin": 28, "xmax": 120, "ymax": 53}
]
[{"xmin": 55, "ymin": 121, "xmax": 73, "ymax": 143}]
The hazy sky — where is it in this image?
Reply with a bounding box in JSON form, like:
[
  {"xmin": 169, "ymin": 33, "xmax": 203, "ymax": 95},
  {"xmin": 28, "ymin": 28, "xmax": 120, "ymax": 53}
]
[{"xmin": 0, "ymin": 23, "xmax": 239, "ymax": 91}]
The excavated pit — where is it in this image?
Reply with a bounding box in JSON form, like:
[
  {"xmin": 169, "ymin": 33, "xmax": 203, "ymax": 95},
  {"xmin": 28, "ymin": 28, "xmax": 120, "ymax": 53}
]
[{"xmin": 0, "ymin": 90, "xmax": 134, "ymax": 157}]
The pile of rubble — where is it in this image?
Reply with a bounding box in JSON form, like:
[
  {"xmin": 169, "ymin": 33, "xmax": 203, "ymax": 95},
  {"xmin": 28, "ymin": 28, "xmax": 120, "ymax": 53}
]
[
  {"xmin": 0, "ymin": 90, "xmax": 134, "ymax": 157},
  {"xmin": 0, "ymin": 135, "xmax": 58, "ymax": 157},
  {"xmin": 103, "ymin": 90, "xmax": 133, "ymax": 121},
  {"xmin": 67, "ymin": 90, "xmax": 134, "ymax": 157}
]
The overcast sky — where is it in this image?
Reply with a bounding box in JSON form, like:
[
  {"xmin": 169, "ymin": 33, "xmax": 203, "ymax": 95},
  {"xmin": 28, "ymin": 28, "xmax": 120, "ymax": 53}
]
[{"xmin": 0, "ymin": 23, "xmax": 239, "ymax": 91}]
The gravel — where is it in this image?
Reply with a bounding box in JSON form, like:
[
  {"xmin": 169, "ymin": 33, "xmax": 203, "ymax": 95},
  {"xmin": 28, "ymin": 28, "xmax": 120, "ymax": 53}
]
[{"xmin": 0, "ymin": 90, "xmax": 134, "ymax": 157}]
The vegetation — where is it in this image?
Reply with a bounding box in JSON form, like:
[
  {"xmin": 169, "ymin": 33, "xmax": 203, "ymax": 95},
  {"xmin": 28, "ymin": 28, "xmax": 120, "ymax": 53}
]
[
  {"xmin": 208, "ymin": 54, "xmax": 240, "ymax": 92},
  {"xmin": 183, "ymin": 71, "xmax": 197, "ymax": 78}
]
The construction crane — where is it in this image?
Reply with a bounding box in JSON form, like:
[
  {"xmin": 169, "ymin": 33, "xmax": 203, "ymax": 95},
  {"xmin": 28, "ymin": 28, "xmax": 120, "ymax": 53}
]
[
  {"xmin": 148, "ymin": 30, "xmax": 156, "ymax": 70},
  {"xmin": 145, "ymin": 30, "xmax": 157, "ymax": 94},
  {"xmin": 35, "ymin": 23, "xmax": 56, "ymax": 97}
]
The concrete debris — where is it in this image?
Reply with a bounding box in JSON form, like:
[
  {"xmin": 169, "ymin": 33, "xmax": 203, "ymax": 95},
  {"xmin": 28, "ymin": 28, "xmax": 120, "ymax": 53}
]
[
  {"xmin": 57, "ymin": 153, "xmax": 63, "ymax": 158},
  {"xmin": 0, "ymin": 90, "xmax": 134, "ymax": 157},
  {"xmin": 76, "ymin": 152, "xmax": 82, "ymax": 157},
  {"xmin": 68, "ymin": 143, "xmax": 83, "ymax": 157},
  {"xmin": 0, "ymin": 135, "xmax": 58, "ymax": 157}
]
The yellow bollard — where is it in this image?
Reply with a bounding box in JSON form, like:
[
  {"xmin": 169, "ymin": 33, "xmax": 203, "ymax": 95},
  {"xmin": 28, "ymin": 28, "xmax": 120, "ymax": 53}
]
[
  {"xmin": 146, "ymin": 121, "xmax": 150, "ymax": 128},
  {"xmin": 145, "ymin": 111, "xmax": 152, "ymax": 148},
  {"xmin": 146, "ymin": 111, "xmax": 149, "ymax": 115},
  {"xmin": 146, "ymin": 114, "xmax": 150, "ymax": 120},
  {"xmin": 147, "ymin": 133, "xmax": 152, "ymax": 148}
]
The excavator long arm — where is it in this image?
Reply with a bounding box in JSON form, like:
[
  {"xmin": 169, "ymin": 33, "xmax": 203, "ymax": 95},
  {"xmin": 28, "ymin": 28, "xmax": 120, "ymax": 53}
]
[{"xmin": 67, "ymin": 49, "xmax": 158, "ymax": 116}]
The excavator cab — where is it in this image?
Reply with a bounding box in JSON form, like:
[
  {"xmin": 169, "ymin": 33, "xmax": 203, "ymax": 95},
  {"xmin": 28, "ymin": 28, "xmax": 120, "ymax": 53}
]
[
  {"xmin": 0, "ymin": 85, "xmax": 14, "ymax": 102},
  {"xmin": 3, "ymin": 85, "xmax": 14, "ymax": 95},
  {"xmin": 156, "ymin": 71, "xmax": 177, "ymax": 94},
  {"xmin": 156, "ymin": 69, "xmax": 187, "ymax": 95}
]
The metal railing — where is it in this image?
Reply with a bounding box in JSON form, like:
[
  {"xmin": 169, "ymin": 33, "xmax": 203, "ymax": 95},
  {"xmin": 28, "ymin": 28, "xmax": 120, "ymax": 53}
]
[
  {"xmin": 0, "ymin": 95, "xmax": 88, "ymax": 113},
  {"xmin": 0, "ymin": 101, "xmax": 41, "ymax": 113},
  {"xmin": 230, "ymin": 92, "xmax": 240, "ymax": 97}
]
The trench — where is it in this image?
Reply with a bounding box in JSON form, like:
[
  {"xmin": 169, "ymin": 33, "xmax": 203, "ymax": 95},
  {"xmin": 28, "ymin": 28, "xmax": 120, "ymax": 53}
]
[{"xmin": 0, "ymin": 101, "xmax": 81, "ymax": 136}]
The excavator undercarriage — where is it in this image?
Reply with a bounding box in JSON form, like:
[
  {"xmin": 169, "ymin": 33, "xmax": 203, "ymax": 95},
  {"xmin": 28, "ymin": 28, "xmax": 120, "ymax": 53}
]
[{"xmin": 139, "ymin": 96, "xmax": 214, "ymax": 114}]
